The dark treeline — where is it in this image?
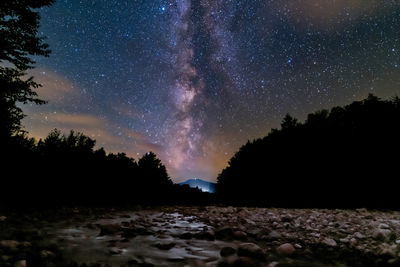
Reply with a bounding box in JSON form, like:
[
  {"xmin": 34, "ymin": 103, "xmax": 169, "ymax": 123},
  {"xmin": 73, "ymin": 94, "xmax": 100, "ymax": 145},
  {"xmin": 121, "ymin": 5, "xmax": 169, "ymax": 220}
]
[
  {"xmin": 1, "ymin": 130, "xmax": 214, "ymax": 207},
  {"xmin": 217, "ymin": 94, "xmax": 400, "ymax": 209}
]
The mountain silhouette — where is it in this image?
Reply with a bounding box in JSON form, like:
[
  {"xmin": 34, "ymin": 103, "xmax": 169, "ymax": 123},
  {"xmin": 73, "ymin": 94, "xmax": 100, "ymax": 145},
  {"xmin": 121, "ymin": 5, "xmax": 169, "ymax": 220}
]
[{"xmin": 179, "ymin": 179, "xmax": 216, "ymax": 193}]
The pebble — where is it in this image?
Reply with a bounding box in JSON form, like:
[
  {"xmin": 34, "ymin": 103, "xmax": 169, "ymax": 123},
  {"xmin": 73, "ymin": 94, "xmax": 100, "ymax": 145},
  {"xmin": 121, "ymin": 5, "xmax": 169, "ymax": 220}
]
[
  {"xmin": 294, "ymin": 243, "xmax": 302, "ymax": 249},
  {"xmin": 321, "ymin": 238, "xmax": 337, "ymax": 247}
]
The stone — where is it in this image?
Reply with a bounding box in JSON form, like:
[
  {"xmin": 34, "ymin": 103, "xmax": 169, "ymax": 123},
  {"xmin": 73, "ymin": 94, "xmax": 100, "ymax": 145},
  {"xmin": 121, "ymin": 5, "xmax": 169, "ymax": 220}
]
[
  {"xmin": 233, "ymin": 231, "xmax": 247, "ymax": 240},
  {"xmin": 373, "ymin": 228, "xmax": 392, "ymax": 241},
  {"xmin": 220, "ymin": 247, "xmax": 236, "ymax": 257},
  {"xmin": 0, "ymin": 216, "xmax": 6, "ymax": 221},
  {"xmin": 0, "ymin": 240, "xmax": 19, "ymax": 252},
  {"xmin": 196, "ymin": 230, "xmax": 215, "ymax": 241},
  {"xmin": 354, "ymin": 232, "xmax": 365, "ymax": 239},
  {"xmin": 237, "ymin": 243, "xmax": 265, "ymax": 260},
  {"xmin": 379, "ymin": 223, "xmax": 390, "ymax": 229},
  {"xmin": 267, "ymin": 230, "xmax": 281, "ymax": 240},
  {"xmin": 40, "ymin": 250, "xmax": 55, "ymax": 259},
  {"xmin": 109, "ymin": 247, "xmax": 123, "ymax": 255},
  {"xmin": 276, "ymin": 243, "xmax": 295, "ymax": 256},
  {"xmin": 14, "ymin": 260, "xmax": 26, "ymax": 267},
  {"xmin": 321, "ymin": 238, "xmax": 337, "ymax": 247},
  {"xmin": 379, "ymin": 244, "xmax": 397, "ymax": 258},
  {"xmin": 294, "ymin": 243, "xmax": 302, "ymax": 249},
  {"xmin": 215, "ymin": 227, "xmax": 234, "ymax": 241}
]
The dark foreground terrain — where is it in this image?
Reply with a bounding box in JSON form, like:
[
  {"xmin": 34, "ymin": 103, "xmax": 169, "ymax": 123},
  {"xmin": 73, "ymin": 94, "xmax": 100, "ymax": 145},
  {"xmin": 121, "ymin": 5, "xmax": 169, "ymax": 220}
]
[{"xmin": 1, "ymin": 206, "xmax": 400, "ymax": 267}]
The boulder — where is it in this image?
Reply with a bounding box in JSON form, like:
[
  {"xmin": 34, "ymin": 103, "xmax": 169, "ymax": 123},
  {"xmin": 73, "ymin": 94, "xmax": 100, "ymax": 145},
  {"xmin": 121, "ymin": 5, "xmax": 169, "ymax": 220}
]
[
  {"xmin": 276, "ymin": 243, "xmax": 295, "ymax": 256},
  {"xmin": 237, "ymin": 243, "xmax": 265, "ymax": 260},
  {"xmin": 215, "ymin": 227, "xmax": 234, "ymax": 241},
  {"xmin": 233, "ymin": 231, "xmax": 247, "ymax": 240}
]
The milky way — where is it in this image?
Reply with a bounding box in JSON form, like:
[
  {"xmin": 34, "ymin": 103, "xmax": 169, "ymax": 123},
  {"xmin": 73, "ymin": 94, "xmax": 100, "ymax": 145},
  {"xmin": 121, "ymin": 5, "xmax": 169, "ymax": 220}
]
[{"xmin": 22, "ymin": 0, "xmax": 400, "ymax": 182}]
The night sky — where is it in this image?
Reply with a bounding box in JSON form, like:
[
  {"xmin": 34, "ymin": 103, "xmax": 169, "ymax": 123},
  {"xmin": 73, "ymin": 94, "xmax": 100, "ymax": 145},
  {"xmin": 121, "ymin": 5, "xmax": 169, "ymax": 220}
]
[{"xmin": 22, "ymin": 0, "xmax": 400, "ymax": 183}]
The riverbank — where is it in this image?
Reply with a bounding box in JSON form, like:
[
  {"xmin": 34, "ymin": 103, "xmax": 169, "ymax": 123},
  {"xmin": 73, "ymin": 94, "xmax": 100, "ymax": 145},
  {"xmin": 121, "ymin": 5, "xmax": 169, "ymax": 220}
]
[{"xmin": 0, "ymin": 206, "xmax": 399, "ymax": 266}]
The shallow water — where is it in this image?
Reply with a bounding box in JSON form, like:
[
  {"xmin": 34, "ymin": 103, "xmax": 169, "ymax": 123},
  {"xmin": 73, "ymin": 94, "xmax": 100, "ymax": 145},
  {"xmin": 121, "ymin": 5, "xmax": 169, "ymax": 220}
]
[{"xmin": 46, "ymin": 210, "xmax": 235, "ymax": 266}]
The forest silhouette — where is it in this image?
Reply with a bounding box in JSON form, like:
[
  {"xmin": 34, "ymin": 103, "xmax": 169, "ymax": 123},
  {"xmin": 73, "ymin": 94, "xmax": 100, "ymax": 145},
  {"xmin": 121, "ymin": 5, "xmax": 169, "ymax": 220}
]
[
  {"xmin": 217, "ymin": 94, "xmax": 400, "ymax": 209},
  {"xmin": 2, "ymin": 129, "xmax": 213, "ymax": 207}
]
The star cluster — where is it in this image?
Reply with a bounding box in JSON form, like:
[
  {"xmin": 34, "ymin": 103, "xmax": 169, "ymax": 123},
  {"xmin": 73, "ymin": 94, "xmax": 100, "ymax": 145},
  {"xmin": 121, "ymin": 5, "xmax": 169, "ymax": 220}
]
[{"xmin": 23, "ymin": 0, "xmax": 400, "ymax": 182}]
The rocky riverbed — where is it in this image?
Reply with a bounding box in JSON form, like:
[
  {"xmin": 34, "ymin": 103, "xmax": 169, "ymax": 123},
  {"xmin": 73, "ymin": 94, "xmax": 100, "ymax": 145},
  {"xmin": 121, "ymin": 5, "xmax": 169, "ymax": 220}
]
[{"xmin": 1, "ymin": 206, "xmax": 400, "ymax": 266}]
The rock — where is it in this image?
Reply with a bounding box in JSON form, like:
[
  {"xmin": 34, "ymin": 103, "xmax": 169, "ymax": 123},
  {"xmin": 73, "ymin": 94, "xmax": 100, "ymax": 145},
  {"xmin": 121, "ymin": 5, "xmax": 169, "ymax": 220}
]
[
  {"xmin": 0, "ymin": 240, "xmax": 19, "ymax": 252},
  {"xmin": 237, "ymin": 243, "xmax": 265, "ymax": 260},
  {"xmin": 379, "ymin": 223, "xmax": 390, "ymax": 229},
  {"xmin": 0, "ymin": 216, "xmax": 6, "ymax": 221},
  {"xmin": 196, "ymin": 230, "xmax": 215, "ymax": 241},
  {"xmin": 109, "ymin": 247, "xmax": 123, "ymax": 255},
  {"xmin": 215, "ymin": 227, "xmax": 234, "ymax": 241},
  {"xmin": 1, "ymin": 255, "xmax": 11, "ymax": 261},
  {"xmin": 294, "ymin": 243, "xmax": 302, "ymax": 249},
  {"xmin": 14, "ymin": 260, "xmax": 26, "ymax": 267},
  {"xmin": 233, "ymin": 257, "xmax": 263, "ymax": 267},
  {"xmin": 267, "ymin": 230, "xmax": 281, "ymax": 240},
  {"xmin": 276, "ymin": 243, "xmax": 295, "ymax": 256},
  {"xmin": 220, "ymin": 247, "xmax": 236, "ymax": 257},
  {"xmin": 233, "ymin": 231, "xmax": 247, "ymax": 240},
  {"xmin": 395, "ymin": 240, "xmax": 400, "ymax": 244},
  {"xmin": 154, "ymin": 242, "xmax": 176, "ymax": 250},
  {"xmin": 98, "ymin": 224, "xmax": 121, "ymax": 236},
  {"xmin": 321, "ymin": 238, "xmax": 337, "ymax": 247},
  {"xmin": 354, "ymin": 232, "xmax": 365, "ymax": 239},
  {"xmin": 40, "ymin": 250, "xmax": 55, "ymax": 259},
  {"xmin": 379, "ymin": 244, "xmax": 397, "ymax": 258},
  {"xmin": 373, "ymin": 228, "xmax": 392, "ymax": 241}
]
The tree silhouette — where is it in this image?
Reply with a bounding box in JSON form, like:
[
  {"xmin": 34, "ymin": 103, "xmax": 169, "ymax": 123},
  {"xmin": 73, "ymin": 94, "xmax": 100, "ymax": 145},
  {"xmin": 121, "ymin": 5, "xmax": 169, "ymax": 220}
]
[
  {"xmin": 217, "ymin": 94, "xmax": 400, "ymax": 209},
  {"xmin": 0, "ymin": 0, "xmax": 54, "ymax": 139}
]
